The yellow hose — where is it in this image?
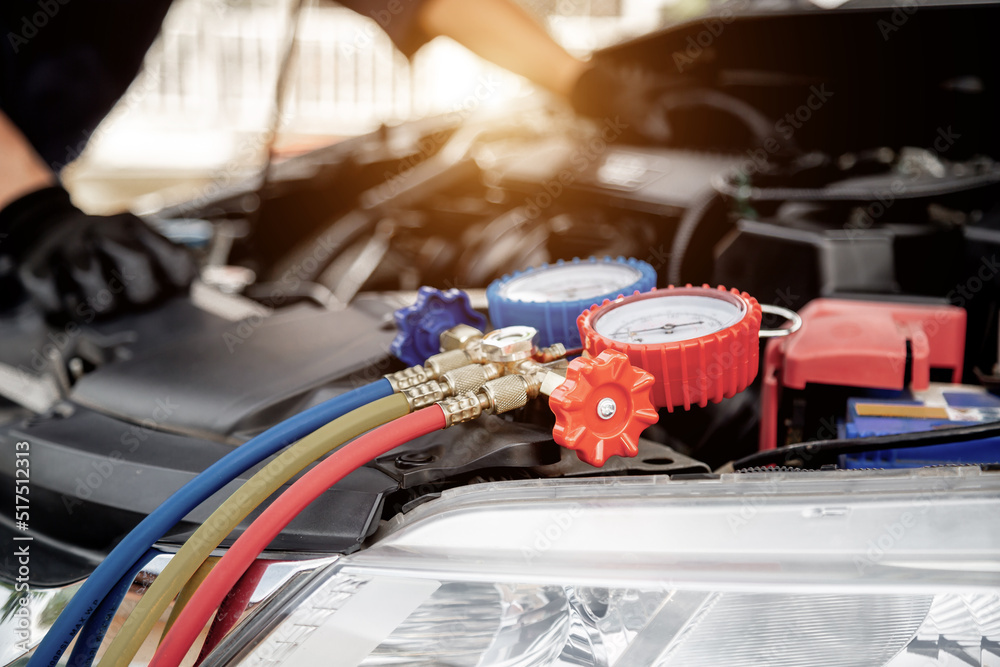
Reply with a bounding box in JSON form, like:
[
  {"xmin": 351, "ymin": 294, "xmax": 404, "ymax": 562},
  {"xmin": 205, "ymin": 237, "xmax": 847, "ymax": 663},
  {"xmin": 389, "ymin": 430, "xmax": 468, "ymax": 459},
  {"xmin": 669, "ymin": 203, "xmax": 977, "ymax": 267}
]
[
  {"xmin": 159, "ymin": 556, "xmax": 219, "ymax": 640},
  {"xmin": 98, "ymin": 394, "xmax": 409, "ymax": 667}
]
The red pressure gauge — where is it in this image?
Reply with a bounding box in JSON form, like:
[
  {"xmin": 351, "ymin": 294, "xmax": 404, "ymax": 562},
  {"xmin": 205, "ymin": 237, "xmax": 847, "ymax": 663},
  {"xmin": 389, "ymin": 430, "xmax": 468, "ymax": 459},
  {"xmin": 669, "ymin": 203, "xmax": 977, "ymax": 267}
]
[{"xmin": 579, "ymin": 285, "xmax": 798, "ymax": 411}]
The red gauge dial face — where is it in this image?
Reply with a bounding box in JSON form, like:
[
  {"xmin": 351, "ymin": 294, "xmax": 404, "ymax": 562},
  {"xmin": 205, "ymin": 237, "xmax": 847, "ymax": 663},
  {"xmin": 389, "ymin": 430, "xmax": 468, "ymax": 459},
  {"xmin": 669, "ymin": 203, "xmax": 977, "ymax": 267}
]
[
  {"xmin": 590, "ymin": 289, "xmax": 747, "ymax": 344},
  {"xmin": 578, "ymin": 286, "xmax": 763, "ymax": 411}
]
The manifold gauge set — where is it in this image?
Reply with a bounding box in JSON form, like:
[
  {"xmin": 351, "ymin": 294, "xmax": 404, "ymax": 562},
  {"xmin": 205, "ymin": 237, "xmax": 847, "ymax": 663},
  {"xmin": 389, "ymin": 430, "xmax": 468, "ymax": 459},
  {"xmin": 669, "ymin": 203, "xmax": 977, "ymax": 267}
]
[
  {"xmin": 486, "ymin": 256, "xmax": 801, "ymax": 412},
  {"xmin": 389, "ymin": 255, "xmax": 801, "ymax": 467}
]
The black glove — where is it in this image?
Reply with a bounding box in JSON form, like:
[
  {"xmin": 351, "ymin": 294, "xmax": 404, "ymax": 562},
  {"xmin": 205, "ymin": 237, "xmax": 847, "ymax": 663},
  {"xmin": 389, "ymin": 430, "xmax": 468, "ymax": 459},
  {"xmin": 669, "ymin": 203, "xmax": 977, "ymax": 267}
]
[
  {"xmin": 569, "ymin": 63, "xmax": 676, "ymax": 143},
  {"xmin": 0, "ymin": 185, "xmax": 195, "ymax": 320}
]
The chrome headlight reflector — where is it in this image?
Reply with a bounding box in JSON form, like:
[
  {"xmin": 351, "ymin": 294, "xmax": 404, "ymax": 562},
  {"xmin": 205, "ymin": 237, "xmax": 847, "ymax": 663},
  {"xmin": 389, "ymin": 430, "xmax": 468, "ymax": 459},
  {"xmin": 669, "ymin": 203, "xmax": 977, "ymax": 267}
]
[{"xmin": 212, "ymin": 468, "xmax": 1000, "ymax": 667}]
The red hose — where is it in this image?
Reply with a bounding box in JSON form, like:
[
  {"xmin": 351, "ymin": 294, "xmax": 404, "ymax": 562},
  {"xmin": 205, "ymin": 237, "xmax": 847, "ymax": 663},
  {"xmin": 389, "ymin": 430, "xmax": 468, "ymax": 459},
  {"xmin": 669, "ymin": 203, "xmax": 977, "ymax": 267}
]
[
  {"xmin": 193, "ymin": 559, "xmax": 270, "ymax": 666},
  {"xmin": 150, "ymin": 406, "xmax": 447, "ymax": 667}
]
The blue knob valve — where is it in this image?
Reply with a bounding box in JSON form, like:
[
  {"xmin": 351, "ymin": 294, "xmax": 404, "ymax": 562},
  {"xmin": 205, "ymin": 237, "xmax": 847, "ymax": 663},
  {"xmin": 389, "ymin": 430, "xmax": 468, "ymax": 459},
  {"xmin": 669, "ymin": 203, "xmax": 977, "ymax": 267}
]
[
  {"xmin": 390, "ymin": 287, "xmax": 487, "ymax": 366},
  {"xmin": 487, "ymin": 257, "xmax": 657, "ymax": 348}
]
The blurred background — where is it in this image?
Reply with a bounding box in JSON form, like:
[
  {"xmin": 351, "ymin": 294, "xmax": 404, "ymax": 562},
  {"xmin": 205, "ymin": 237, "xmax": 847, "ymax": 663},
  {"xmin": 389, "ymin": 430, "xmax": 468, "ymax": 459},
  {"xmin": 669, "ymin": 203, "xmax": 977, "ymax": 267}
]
[{"xmin": 64, "ymin": 0, "xmax": 700, "ymax": 213}]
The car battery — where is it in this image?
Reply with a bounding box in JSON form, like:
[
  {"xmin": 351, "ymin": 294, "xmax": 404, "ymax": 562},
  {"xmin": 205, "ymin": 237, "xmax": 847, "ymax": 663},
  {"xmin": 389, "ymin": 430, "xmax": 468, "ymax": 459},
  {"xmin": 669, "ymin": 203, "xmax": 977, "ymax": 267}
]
[{"xmin": 839, "ymin": 385, "xmax": 1000, "ymax": 468}]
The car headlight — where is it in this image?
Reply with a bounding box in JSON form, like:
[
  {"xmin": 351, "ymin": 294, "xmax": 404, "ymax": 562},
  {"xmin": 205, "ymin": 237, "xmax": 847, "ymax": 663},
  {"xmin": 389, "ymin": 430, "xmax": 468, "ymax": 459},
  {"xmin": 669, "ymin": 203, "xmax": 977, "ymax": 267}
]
[{"xmin": 205, "ymin": 467, "xmax": 1000, "ymax": 667}]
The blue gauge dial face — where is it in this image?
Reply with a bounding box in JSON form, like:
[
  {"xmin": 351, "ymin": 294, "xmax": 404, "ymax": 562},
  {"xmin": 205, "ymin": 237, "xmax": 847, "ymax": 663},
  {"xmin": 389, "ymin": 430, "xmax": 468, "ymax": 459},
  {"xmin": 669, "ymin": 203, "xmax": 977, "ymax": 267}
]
[
  {"xmin": 499, "ymin": 263, "xmax": 644, "ymax": 303},
  {"xmin": 593, "ymin": 291, "xmax": 746, "ymax": 344}
]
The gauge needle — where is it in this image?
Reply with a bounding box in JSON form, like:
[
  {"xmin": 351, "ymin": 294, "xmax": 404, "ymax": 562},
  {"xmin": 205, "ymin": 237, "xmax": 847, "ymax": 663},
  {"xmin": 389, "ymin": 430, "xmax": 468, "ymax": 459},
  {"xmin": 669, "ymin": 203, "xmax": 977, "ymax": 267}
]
[{"xmin": 614, "ymin": 321, "xmax": 704, "ymax": 339}]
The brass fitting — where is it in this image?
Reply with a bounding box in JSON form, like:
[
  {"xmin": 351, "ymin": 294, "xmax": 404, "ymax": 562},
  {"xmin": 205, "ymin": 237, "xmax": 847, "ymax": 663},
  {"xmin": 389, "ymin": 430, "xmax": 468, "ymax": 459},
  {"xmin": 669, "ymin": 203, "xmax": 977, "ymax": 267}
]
[
  {"xmin": 401, "ymin": 381, "xmax": 449, "ymax": 411},
  {"xmin": 437, "ymin": 373, "xmax": 545, "ymax": 426},
  {"xmin": 385, "ymin": 326, "xmax": 569, "ymax": 393},
  {"xmin": 386, "ymin": 349, "xmax": 475, "ymax": 392},
  {"xmin": 480, "ymin": 326, "xmax": 538, "ymax": 363},
  {"xmin": 437, "ymin": 392, "xmax": 487, "ymax": 427},
  {"xmin": 442, "ymin": 362, "xmax": 503, "ymax": 394},
  {"xmin": 424, "ymin": 349, "xmax": 476, "ymax": 377},
  {"xmin": 385, "ymin": 326, "xmax": 489, "ymax": 392},
  {"xmin": 534, "ymin": 343, "xmax": 567, "ymax": 363},
  {"xmin": 439, "ymin": 324, "xmax": 484, "ymax": 351},
  {"xmin": 401, "ymin": 362, "xmax": 502, "ymax": 410},
  {"xmin": 480, "ymin": 374, "xmax": 535, "ymax": 414},
  {"xmin": 384, "ymin": 365, "xmax": 432, "ymax": 392},
  {"xmin": 505, "ymin": 358, "xmax": 567, "ymax": 396}
]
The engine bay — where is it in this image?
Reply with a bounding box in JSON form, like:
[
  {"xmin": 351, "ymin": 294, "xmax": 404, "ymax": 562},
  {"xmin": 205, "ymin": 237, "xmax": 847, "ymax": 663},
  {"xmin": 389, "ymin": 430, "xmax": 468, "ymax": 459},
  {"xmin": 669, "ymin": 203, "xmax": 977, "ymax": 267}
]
[{"xmin": 2, "ymin": 0, "xmax": 1000, "ymax": 593}]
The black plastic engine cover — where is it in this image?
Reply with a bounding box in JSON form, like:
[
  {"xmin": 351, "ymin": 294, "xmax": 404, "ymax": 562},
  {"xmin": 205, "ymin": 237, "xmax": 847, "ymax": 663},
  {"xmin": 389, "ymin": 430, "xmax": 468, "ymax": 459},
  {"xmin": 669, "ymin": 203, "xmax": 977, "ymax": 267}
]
[
  {"xmin": 69, "ymin": 297, "xmax": 398, "ymax": 441},
  {"xmin": 0, "ymin": 295, "xmax": 403, "ymax": 585},
  {"xmin": 0, "ymin": 406, "xmax": 398, "ymax": 586}
]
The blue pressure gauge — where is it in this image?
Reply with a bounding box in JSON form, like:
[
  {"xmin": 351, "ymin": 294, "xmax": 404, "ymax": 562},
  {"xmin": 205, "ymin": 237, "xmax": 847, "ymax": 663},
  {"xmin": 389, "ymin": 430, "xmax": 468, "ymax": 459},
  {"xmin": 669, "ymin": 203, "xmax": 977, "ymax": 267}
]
[{"xmin": 486, "ymin": 257, "xmax": 657, "ymax": 348}]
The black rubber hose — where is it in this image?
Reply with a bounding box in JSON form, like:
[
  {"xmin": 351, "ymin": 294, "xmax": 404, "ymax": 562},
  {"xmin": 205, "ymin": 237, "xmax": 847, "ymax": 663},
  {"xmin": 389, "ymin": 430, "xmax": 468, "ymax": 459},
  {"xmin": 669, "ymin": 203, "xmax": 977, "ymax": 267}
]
[
  {"xmin": 659, "ymin": 89, "xmax": 800, "ymax": 155},
  {"xmin": 732, "ymin": 420, "xmax": 1000, "ymax": 470},
  {"xmin": 714, "ymin": 166, "xmax": 1000, "ymax": 203},
  {"xmin": 666, "ymin": 186, "xmax": 723, "ymax": 286}
]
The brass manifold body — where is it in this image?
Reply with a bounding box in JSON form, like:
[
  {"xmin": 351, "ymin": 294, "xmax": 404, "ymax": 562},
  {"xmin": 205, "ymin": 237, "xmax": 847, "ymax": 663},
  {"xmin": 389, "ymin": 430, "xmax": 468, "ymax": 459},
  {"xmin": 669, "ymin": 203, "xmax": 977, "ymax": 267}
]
[{"xmin": 384, "ymin": 324, "xmax": 568, "ymax": 418}]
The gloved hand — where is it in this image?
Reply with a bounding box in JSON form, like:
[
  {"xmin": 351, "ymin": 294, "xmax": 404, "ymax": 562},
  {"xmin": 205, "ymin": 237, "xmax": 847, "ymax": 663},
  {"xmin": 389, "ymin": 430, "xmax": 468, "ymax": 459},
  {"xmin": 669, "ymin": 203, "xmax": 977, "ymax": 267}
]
[
  {"xmin": 0, "ymin": 185, "xmax": 195, "ymax": 320},
  {"xmin": 569, "ymin": 62, "xmax": 677, "ymax": 143}
]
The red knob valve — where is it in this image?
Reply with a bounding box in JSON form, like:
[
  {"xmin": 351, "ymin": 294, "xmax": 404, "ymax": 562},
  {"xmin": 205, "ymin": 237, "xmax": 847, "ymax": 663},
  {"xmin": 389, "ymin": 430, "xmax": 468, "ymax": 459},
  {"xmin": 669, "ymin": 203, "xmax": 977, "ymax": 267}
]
[{"xmin": 549, "ymin": 350, "xmax": 659, "ymax": 467}]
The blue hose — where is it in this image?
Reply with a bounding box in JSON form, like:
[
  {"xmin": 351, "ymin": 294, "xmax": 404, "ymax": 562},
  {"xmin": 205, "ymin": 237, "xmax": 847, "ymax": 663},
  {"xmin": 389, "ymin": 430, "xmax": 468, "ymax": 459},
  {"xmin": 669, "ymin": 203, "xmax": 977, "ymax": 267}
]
[
  {"xmin": 29, "ymin": 378, "xmax": 394, "ymax": 667},
  {"xmin": 66, "ymin": 549, "xmax": 160, "ymax": 667}
]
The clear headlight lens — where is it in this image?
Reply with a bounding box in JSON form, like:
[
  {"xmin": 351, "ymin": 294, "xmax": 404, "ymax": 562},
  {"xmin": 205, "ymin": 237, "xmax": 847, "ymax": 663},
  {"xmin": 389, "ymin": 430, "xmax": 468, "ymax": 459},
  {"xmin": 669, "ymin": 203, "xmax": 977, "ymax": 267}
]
[{"xmin": 213, "ymin": 468, "xmax": 1000, "ymax": 667}]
